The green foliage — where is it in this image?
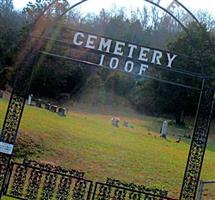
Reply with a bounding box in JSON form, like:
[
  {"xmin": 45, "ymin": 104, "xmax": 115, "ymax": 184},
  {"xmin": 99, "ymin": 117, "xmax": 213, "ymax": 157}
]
[
  {"xmin": 1, "ymin": 2, "xmax": 215, "ymax": 118},
  {"xmin": 30, "ymin": 59, "xmax": 87, "ymax": 98},
  {"xmin": 0, "ymin": 0, "xmax": 26, "ymax": 89},
  {"xmin": 161, "ymin": 23, "xmax": 215, "ymax": 116},
  {"xmin": 131, "ymin": 23, "xmax": 215, "ymax": 119},
  {"xmin": 87, "ymin": 74, "xmax": 103, "ymax": 89},
  {"xmin": 1, "ymin": 99, "xmax": 215, "ymax": 197},
  {"xmin": 0, "ymin": 67, "xmax": 13, "ymax": 90}
]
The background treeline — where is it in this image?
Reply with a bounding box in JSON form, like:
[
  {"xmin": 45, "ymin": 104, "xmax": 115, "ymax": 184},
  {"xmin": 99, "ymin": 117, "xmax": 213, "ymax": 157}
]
[{"xmin": 1, "ymin": 0, "xmax": 215, "ymax": 123}]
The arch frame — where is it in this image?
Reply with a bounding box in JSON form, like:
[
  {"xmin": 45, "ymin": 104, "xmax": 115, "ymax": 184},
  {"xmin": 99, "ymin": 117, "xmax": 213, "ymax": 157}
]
[{"xmin": 0, "ymin": 1, "xmax": 215, "ymax": 200}]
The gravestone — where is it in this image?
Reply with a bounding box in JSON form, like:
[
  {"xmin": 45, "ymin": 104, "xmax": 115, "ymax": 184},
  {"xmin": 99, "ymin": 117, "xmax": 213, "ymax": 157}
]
[
  {"xmin": 44, "ymin": 103, "xmax": 51, "ymax": 110},
  {"xmin": 111, "ymin": 117, "xmax": 120, "ymax": 127},
  {"xmin": 0, "ymin": 90, "xmax": 3, "ymax": 98},
  {"xmin": 58, "ymin": 107, "xmax": 66, "ymax": 117},
  {"xmin": 28, "ymin": 94, "xmax": 33, "ymax": 105},
  {"xmin": 35, "ymin": 99, "xmax": 42, "ymax": 108},
  {"xmin": 160, "ymin": 120, "xmax": 168, "ymax": 139},
  {"xmin": 50, "ymin": 105, "xmax": 58, "ymax": 112}
]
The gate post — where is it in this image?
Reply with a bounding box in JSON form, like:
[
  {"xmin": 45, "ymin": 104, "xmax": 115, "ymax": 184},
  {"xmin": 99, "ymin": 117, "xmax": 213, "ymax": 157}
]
[
  {"xmin": 0, "ymin": 53, "xmax": 37, "ymax": 197},
  {"xmin": 196, "ymin": 180, "xmax": 204, "ymax": 200},
  {"xmin": 180, "ymin": 81, "xmax": 215, "ymax": 200}
]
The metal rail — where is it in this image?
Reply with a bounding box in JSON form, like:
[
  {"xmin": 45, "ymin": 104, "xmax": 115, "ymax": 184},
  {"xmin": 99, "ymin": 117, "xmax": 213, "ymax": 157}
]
[
  {"xmin": 197, "ymin": 180, "xmax": 215, "ymax": 200},
  {"xmin": 31, "ymin": 34, "xmax": 204, "ymax": 79},
  {"xmin": 40, "ymin": 50, "xmax": 202, "ymax": 91},
  {"xmin": 1, "ymin": 1, "xmax": 214, "ymax": 200}
]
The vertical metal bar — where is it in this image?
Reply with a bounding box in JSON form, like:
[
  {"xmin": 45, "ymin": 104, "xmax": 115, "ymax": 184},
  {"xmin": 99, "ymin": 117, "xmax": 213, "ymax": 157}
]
[
  {"xmin": 0, "ymin": 53, "xmax": 38, "ymax": 197},
  {"xmin": 179, "ymin": 79, "xmax": 215, "ymax": 200},
  {"xmin": 4, "ymin": 162, "xmax": 14, "ymax": 195},
  {"xmin": 197, "ymin": 180, "xmax": 204, "ymax": 200},
  {"xmin": 86, "ymin": 181, "xmax": 93, "ymax": 200},
  {"xmin": 91, "ymin": 182, "xmax": 98, "ymax": 200}
]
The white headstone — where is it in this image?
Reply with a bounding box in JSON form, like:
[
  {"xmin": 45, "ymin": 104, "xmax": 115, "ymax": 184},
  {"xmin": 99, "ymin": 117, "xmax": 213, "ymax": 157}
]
[
  {"xmin": 160, "ymin": 120, "xmax": 168, "ymax": 138},
  {"xmin": 28, "ymin": 94, "xmax": 33, "ymax": 105}
]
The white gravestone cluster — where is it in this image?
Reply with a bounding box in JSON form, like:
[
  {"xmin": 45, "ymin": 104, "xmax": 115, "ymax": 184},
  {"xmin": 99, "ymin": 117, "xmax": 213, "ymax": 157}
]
[{"xmin": 28, "ymin": 94, "xmax": 67, "ymax": 117}]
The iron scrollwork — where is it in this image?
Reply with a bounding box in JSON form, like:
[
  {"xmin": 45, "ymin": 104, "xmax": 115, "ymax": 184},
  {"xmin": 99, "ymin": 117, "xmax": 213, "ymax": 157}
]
[
  {"xmin": 97, "ymin": 184, "xmax": 112, "ymax": 200},
  {"xmin": 5, "ymin": 160, "xmax": 93, "ymax": 200},
  {"xmin": 25, "ymin": 168, "xmax": 43, "ymax": 200},
  {"xmin": 0, "ymin": 52, "xmax": 39, "ymax": 144},
  {"xmin": 0, "ymin": 156, "xmax": 7, "ymax": 191},
  {"xmin": 73, "ymin": 179, "xmax": 88, "ymax": 200},
  {"xmin": 57, "ymin": 176, "xmax": 73, "ymax": 200},
  {"xmin": 41, "ymin": 173, "xmax": 57, "ymax": 200},
  {"xmin": 113, "ymin": 187, "xmax": 126, "ymax": 200},
  {"xmin": 24, "ymin": 159, "xmax": 85, "ymax": 178},
  {"xmin": 11, "ymin": 165, "xmax": 27, "ymax": 196},
  {"xmin": 106, "ymin": 178, "xmax": 168, "ymax": 198},
  {"xmin": 94, "ymin": 179, "xmax": 172, "ymax": 200},
  {"xmin": 0, "ymin": 53, "xmax": 39, "ymax": 197},
  {"xmin": 0, "ymin": 95, "xmax": 25, "ymax": 144},
  {"xmin": 180, "ymin": 88, "xmax": 215, "ymax": 200}
]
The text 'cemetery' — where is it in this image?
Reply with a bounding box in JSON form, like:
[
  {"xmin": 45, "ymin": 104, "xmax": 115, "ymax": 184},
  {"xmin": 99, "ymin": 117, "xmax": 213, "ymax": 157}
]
[{"xmin": 72, "ymin": 31, "xmax": 178, "ymax": 75}]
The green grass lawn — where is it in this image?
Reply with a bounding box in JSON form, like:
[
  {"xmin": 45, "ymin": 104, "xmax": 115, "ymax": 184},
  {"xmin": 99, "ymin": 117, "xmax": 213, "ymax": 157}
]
[{"xmin": 0, "ymin": 98, "xmax": 215, "ymax": 199}]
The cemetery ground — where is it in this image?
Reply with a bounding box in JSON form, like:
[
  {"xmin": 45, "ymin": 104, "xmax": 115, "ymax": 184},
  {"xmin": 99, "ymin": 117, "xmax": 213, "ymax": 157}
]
[{"xmin": 0, "ymin": 98, "xmax": 215, "ymax": 199}]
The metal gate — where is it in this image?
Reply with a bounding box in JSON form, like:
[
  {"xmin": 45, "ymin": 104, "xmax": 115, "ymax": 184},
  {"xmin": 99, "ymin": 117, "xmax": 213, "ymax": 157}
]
[
  {"xmin": 2, "ymin": 160, "xmax": 176, "ymax": 200},
  {"xmin": 0, "ymin": 1, "xmax": 215, "ymax": 200},
  {"xmin": 4, "ymin": 160, "xmax": 93, "ymax": 200}
]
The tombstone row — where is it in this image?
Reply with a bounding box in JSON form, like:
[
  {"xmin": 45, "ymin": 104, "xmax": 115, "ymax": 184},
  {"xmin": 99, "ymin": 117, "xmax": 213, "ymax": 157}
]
[{"xmin": 28, "ymin": 95, "xmax": 67, "ymax": 117}]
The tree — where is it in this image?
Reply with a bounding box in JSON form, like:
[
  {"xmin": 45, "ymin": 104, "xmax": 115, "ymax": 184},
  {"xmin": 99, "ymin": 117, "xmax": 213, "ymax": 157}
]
[
  {"xmin": 147, "ymin": 22, "xmax": 215, "ymax": 123},
  {"xmin": 0, "ymin": 0, "xmax": 13, "ymax": 13},
  {"xmin": 0, "ymin": 0, "xmax": 26, "ymax": 89}
]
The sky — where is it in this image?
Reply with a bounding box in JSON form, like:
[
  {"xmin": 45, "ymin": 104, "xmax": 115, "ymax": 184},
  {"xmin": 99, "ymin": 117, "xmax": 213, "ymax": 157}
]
[{"xmin": 13, "ymin": 0, "xmax": 215, "ymax": 16}]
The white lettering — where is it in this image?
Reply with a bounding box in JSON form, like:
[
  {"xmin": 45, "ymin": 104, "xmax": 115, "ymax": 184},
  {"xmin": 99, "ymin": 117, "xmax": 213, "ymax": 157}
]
[
  {"xmin": 139, "ymin": 47, "xmax": 150, "ymax": 62},
  {"xmin": 73, "ymin": 32, "xmax": 84, "ymax": 46},
  {"xmin": 151, "ymin": 50, "xmax": 162, "ymax": 65},
  {"xmin": 124, "ymin": 61, "xmax": 134, "ymax": 73},
  {"xmin": 109, "ymin": 57, "xmax": 119, "ymax": 69},
  {"xmin": 167, "ymin": 53, "xmax": 177, "ymax": 68},
  {"xmin": 138, "ymin": 64, "xmax": 149, "ymax": 75},
  {"xmin": 98, "ymin": 38, "xmax": 112, "ymax": 53},
  {"xmin": 128, "ymin": 44, "xmax": 137, "ymax": 58},
  {"xmin": 99, "ymin": 54, "xmax": 105, "ymax": 66},
  {"xmin": 74, "ymin": 31, "xmax": 179, "ymax": 73},
  {"xmin": 113, "ymin": 41, "xmax": 125, "ymax": 56},
  {"xmin": 86, "ymin": 34, "xmax": 97, "ymax": 49}
]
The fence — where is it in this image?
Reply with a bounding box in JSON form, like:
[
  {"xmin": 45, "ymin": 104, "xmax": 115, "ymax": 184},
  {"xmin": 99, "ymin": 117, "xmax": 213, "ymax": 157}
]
[
  {"xmin": 197, "ymin": 180, "xmax": 215, "ymax": 200},
  {"xmin": 92, "ymin": 179, "xmax": 176, "ymax": 200},
  {"xmin": 0, "ymin": 159, "xmax": 177, "ymax": 200},
  {"xmin": 4, "ymin": 161, "xmax": 93, "ymax": 200}
]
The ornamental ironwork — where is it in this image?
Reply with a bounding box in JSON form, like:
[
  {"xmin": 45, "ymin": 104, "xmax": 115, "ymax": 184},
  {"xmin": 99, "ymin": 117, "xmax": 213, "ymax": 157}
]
[
  {"xmin": 23, "ymin": 160, "xmax": 85, "ymax": 178},
  {"xmin": 106, "ymin": 178, "xmax": 168, "ymax": 198},
  {"xmin": 0, "ymin": 1, "xmax": 214, "ymax": 200},
  {"xmin": 180, "ymin": 88, "xmax": 215, "ymax": 199},
  {"xmin": 4, "ymin": 160, "xmax": 92, "ymax": 200},
  {"xmin": 91, "ymin": 181, "xmax": 176, "ymax": 200},
  {"xmin": 0, "ymin": 95, "xmax": 25, "ymax": 144}
]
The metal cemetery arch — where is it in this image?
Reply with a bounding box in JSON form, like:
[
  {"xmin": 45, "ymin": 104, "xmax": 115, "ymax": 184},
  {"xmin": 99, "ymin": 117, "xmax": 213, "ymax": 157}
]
[{"xmin": 0, "ymin": 0, "xmax": 215, "ymax": 200}]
